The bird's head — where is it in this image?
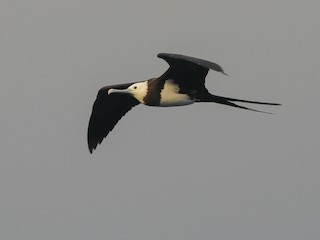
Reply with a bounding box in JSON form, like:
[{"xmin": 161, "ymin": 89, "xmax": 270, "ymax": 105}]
[{"xmin": 108, "ymin": 81, "xmax": 148, "ymax": 103}]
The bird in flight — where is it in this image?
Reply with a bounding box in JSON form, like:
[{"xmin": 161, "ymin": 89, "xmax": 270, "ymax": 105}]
[{"xmin": 87, "ymin": 53, "xmax": 280, "ymax": 153}]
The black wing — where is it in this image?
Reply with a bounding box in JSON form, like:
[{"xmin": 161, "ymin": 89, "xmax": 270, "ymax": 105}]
[
  {"xmin": 157, "ymin": 53, "xmax": 226, "ymax": 92},
  {"xmin": 158, "ymin": 53, "xmax": 227, "ymax": 75},
  {"xmin": 87, "ymin": 83, "xmax": 140, "ymax": 153}
]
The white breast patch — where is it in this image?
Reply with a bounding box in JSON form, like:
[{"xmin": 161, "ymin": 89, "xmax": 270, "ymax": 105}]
[{"xmin": 159, "ymin": 80, "xmax": 195, "ymax": 106}]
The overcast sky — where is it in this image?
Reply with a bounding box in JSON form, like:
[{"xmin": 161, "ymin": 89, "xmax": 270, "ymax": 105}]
[{"xmin": 1, "ymin": 0, "xmax": 320, "ymax": 239}]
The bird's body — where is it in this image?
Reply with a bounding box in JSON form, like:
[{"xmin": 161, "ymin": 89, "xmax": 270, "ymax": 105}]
[
  {"xmin": 109, "ymin": 79, "xmax": 196, "ymax": 107},
  {"xmin": 88, "ymin": 53, "xmax": 280, "ymax": 153}
]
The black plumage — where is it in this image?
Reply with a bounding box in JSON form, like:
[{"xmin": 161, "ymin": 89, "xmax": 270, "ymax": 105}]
[{"xmin": 87, "ymin": 83, "xmax": 139, "ymax": 153}]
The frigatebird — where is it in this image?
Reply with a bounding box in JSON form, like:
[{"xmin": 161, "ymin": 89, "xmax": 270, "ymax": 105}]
[{"xmin": 87, "ymin": 53, "xmax": 280, "ymax": 153}]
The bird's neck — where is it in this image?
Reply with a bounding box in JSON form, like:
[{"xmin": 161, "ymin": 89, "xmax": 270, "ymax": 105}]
[{"xmin": 132, "ymin": 81, "xmax": 148, "ymax": 104}]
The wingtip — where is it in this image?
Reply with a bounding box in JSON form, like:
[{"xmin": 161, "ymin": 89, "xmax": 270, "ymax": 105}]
[
  {"xmin": 88, "ymin": 142, "xmax": 98, "ymax": 154},
  {"xmin": 221, "ymin": 70, "xmax": 228, "ymax": 76},
  {"xmin": 88, "ymin": 145, "xmax": 93, "ymax": 154},
  {"xmin": 88, "ymin": 140, "xmax": 97, "ymax": 154}
]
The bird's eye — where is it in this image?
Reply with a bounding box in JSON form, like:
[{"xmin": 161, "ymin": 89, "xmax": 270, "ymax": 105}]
[{"xmin": 133, "ymin": 86, "xmax": 137, "ymax": 89}]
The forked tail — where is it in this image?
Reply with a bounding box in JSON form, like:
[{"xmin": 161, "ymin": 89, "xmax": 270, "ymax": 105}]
[{"xmin": 198, "ymin": 94, "xmax": 281, "ymax": 114}]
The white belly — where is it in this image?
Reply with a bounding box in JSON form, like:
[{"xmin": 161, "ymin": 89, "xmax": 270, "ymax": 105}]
[{"xmin": 159, "ymin": 80, "xmax": 195, "ymax": 106}]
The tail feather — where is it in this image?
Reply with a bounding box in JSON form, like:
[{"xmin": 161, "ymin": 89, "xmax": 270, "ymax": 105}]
[
  {"xmin": 199, "ymin": 94, "xmax": 281, "ymax": 114},
  {"xmin": 216, "ymin": 95, "xmax": 281, "ymax": 106}
]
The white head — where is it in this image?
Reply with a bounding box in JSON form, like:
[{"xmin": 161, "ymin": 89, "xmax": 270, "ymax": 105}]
[{"xmin": 108, "ymin": 81, "xmax": 148, "ymax": 104}]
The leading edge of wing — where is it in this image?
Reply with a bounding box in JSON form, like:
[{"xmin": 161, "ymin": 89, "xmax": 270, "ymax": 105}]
[
  {"xmin": 158, "ymin": 53, "xmax": 228, "ymax": 75},
  {"xmin": 87, "ymin": 83, "xmax": 140, "ymax": 153}
]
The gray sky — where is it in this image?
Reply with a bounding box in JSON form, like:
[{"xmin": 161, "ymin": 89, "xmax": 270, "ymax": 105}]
[{"xmin": 1, "ymin": 0, "xmax": 320, "ymax": 239}]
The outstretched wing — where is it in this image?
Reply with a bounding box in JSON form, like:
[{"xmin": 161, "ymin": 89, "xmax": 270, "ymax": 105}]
[
  {"xmin": 87, "ymin": 83, "xmax": 140, "ymax": 153},
  {"xmin": 157, "ymin": 53, "xmax": 226, "ymax": 92},
  {"xmin": 158, "ymin": 53, "xmax": 227, "ymax": 75}
]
